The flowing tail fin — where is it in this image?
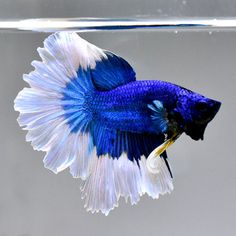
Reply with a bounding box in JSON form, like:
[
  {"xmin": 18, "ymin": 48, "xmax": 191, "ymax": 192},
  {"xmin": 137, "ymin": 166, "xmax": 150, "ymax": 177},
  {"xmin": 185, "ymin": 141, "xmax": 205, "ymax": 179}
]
[{"xmin": 14, "ymin": 32, "xmax": 104, "ymax": 178}]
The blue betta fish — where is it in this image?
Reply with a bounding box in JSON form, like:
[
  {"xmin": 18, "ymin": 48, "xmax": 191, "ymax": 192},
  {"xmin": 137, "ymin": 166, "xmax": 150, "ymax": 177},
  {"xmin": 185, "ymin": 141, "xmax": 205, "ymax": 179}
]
[{"xmin": 14, "ymin": 32, "xmax": 221, "ymax": 215}]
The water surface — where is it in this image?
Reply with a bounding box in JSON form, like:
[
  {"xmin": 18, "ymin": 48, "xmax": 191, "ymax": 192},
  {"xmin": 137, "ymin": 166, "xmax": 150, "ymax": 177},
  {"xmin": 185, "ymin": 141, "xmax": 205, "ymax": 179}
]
[{"xmin": 1, "ymin": 17, "xmax": 236, "ymax": 32}]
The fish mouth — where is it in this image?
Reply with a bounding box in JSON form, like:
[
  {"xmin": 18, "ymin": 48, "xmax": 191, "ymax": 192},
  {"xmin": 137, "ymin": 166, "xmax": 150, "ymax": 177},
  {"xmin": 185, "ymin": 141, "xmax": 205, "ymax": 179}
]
[
  {"xmin": 186, "ymin": 100, "xmax": 221, "ymax": 141},
  {"xmin": 185, "ymin": 123, "xmax": 208, "ymax": 140}
]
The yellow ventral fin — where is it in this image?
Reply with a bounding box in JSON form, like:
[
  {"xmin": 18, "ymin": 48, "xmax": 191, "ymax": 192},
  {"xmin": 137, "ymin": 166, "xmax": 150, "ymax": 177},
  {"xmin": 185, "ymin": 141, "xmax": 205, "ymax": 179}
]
[{"xmin": 146, "ymin": 135, "xmax": 178, "ymax": 175}]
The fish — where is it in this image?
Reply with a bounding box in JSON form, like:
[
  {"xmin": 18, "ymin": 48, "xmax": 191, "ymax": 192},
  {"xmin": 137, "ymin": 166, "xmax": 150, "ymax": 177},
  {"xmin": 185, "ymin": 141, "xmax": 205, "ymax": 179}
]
[{"xmin": 14, "ymin": 32, "xmax": 221, "ymax": 215}]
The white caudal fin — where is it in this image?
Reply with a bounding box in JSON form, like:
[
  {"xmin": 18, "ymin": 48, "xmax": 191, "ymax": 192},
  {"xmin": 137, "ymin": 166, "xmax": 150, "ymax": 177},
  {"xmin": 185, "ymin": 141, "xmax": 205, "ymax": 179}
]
[{"xmin": 14, "ymin": 32, "xmax": 106, "ymax": 178}]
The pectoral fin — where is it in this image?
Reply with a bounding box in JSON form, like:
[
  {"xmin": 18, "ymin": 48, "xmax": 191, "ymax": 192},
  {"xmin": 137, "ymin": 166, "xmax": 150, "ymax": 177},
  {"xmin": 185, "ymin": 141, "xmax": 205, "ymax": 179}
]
[{"xmin": 148, "ymin": 100, "xmax": 168, "ymax": 133}]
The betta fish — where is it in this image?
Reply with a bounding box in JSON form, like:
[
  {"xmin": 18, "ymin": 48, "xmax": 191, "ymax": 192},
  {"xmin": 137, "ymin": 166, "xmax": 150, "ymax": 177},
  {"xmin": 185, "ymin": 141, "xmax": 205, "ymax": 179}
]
[{"xmin": 14, "ymin": 32, "xmax": 221, "ymax": 215}]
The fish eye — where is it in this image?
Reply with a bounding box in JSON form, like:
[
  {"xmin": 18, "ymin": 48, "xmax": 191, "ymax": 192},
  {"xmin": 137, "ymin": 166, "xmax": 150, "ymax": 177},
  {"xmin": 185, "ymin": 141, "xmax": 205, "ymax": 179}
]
[{"xmin": 195, "ymin": 101, "xmax": 208, "ymax": 111}]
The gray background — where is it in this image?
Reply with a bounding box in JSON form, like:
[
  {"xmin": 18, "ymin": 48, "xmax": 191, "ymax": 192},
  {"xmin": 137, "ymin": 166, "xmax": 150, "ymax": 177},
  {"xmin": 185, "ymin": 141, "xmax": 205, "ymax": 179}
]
[{"xmin": 0, "ymin": 0, "xmax": 236, "ymax": 236}]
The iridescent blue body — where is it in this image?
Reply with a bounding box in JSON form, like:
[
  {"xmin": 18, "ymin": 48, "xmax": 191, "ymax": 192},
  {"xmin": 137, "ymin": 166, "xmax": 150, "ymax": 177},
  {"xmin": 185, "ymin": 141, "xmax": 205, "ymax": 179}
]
[{"xmin": 91, "ymin": 80, "xmax": 178, "ymax": 133}]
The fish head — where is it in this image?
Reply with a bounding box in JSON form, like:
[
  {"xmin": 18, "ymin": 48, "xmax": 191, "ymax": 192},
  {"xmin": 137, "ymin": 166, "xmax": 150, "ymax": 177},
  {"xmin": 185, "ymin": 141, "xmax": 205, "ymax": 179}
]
[{"xmin": 176, "ymin": 90, "xmax": 221, "ymax": 140}]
